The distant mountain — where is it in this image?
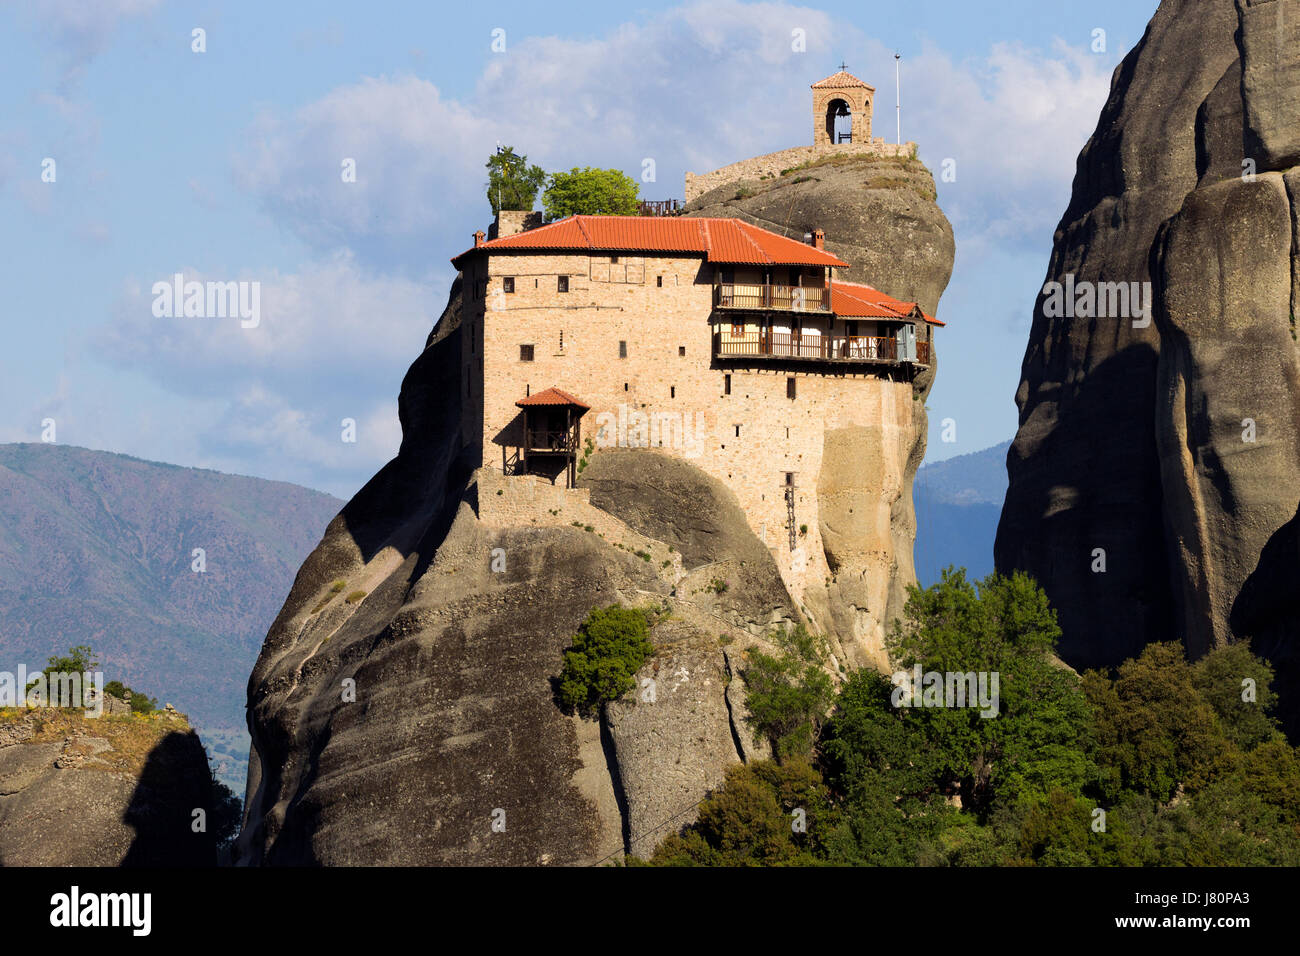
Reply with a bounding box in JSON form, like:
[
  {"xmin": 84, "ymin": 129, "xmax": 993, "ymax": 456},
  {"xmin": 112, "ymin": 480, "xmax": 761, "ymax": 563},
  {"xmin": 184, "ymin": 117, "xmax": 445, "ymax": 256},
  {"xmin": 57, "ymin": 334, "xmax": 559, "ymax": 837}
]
[
  {"xmin": 0, "ymin": 443, "xmax": 342, "ymax": 789},
  {"xmin": 914, "ymin": 441, "xmax": 1010, "ymax": 585}
]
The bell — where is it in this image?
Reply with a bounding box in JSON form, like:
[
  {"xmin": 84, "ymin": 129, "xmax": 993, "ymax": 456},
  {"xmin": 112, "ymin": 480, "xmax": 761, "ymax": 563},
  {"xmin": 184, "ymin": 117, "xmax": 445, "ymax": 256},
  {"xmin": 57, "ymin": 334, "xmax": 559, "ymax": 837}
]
[{"xmin": 834, "ymin": 101, "xmax": 851, "ymax": 117}]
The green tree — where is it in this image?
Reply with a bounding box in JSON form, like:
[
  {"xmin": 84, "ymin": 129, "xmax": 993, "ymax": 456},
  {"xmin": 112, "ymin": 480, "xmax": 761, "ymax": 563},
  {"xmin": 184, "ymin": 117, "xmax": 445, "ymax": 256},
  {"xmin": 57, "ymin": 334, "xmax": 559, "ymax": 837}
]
[
  {"xmin": 884, "ymin": 569, "xmax": 1092, "ymax": 814},
  {"xmin": 1190, "ymin": 641, "xmax": 1280, "ymax": 751},
  {"xmin": 742, "ymin": 624, "xmax": 835, "ymax": 762},
  {"xmin": 648, "ymin": 760, "xmax": 834, "ymax": 866},
  {"xmin": 557, "ymin": 605, "xmax": 655, "ymax": 714},
  {"xmin": 542, "ymin": 166, "xmax": 640, "ymax": 220},
  {"xmin": 485, "ymin": 146, "xmax": 546, "ymax": 216},
  {"xmin": 45, "ymin": 645, "xmax": 99, "ymax": 675},
  {"xmin": 1083, "ymin": 642, "xmax": 1225, "ymax": 804}
]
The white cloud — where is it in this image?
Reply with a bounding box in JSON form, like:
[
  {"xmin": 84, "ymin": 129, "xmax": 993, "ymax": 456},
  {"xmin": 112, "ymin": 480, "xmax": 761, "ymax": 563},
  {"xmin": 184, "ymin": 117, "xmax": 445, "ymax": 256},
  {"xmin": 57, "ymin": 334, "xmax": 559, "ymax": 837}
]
[
  {"xmin": 93, "ymin": 252, "xmax": 438, "ymax": 401},
  {"xmin": 26, "ymin": 0, "xmax": 163, "ymax": 80},
  {"xmin": 234, "ymin": 2, "xmax": 1113, "ymax": 272},
  {"xmin": 909, "ymin": 38, "xmax": 1115, "ymax": 246}
]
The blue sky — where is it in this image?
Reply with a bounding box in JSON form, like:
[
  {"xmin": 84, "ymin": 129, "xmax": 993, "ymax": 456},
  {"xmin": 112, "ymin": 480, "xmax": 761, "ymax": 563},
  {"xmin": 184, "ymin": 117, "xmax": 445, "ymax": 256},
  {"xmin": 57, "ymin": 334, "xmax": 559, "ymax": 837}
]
[{"xmin": 0, "ymin": 0, "xmax": 1159, "ymax": 498}]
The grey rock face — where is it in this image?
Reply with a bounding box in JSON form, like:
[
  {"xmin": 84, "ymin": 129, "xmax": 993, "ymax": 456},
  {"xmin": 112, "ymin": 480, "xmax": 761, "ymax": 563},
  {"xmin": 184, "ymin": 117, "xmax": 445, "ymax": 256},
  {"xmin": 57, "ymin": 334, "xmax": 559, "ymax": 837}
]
[
  {"xmin": 0, "ymin": 712, "xmax": 218, "ymax": 866},
  {"xmin": 238, "ymin": 370, "xmax": 793, "ymax": 863},
  {"xmin": 997, "ymin": 0, "xmax": 1300, "ymax": 729}
]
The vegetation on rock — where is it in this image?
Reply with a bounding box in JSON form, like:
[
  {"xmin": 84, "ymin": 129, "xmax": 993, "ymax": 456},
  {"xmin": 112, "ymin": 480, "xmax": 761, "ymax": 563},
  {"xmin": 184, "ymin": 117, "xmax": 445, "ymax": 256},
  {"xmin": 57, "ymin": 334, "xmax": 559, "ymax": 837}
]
[
  {"xmin": 557, "ymin": 605, "xmax": 655, "ymax": 715},
  {"xmin": 643, "ymin": 570, "xmax": 1300, "ymax": 866}
]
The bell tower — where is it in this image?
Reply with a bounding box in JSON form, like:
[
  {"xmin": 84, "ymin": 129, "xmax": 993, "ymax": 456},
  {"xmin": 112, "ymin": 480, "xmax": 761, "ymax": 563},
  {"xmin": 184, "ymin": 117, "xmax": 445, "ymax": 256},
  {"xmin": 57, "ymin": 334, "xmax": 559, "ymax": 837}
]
[{"xmin": 811, "ymin": 65, "xmax": 874, "ymax": 146}]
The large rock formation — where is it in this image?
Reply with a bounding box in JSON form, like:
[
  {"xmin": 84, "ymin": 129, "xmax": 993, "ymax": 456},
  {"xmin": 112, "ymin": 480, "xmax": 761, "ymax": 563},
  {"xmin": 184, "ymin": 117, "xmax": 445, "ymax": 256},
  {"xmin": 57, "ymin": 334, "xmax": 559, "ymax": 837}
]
[
  {"xmin": 996, "ymin": 0, "xmax": 1300, "ymax": 727},
  {"xmin": 0, "ymin": 705, "xmax": 221, "ymax": 866},
  {"xmin": 237, "ymin": 160, "xmax": 953, "ymax": 865}
]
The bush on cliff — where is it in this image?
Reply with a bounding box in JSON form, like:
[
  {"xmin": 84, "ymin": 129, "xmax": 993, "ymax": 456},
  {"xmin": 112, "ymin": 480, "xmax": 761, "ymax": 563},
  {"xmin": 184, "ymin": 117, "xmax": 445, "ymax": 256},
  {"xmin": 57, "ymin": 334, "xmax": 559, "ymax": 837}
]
[
  {"xmin": 742, "ymin": 624, "xmax": 834, "ymax": 762},
  {"xmin": 557, "ymin": 605, "xmax": 655, "ymax": 715}
]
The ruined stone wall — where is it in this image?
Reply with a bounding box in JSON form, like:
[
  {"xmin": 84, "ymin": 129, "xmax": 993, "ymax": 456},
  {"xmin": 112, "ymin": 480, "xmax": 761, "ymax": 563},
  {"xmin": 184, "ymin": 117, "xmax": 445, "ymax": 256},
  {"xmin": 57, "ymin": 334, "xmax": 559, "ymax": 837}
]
[{"xmin": 685, "ymin": 141, "xmax": 916, "ymax": 203}]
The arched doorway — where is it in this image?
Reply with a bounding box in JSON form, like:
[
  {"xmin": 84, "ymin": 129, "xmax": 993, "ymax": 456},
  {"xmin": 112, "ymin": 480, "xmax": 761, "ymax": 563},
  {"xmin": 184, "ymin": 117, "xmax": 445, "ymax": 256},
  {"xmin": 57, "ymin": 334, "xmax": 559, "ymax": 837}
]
[{"xmin": 825, "ymin": 98, "xmax": 853, "ymax": 143}]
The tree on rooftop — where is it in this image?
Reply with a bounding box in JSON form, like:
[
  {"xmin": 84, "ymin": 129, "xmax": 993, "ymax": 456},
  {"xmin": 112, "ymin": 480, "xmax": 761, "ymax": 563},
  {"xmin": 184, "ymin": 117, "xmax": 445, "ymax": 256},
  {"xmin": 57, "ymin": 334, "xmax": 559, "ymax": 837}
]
[
  {"xmin": 542, "ymin": 167, "xmax": 640, "ymax": 220},
  {"xmin": 486, "ymin": 146, "xmax": 546, "ymax": 216}
]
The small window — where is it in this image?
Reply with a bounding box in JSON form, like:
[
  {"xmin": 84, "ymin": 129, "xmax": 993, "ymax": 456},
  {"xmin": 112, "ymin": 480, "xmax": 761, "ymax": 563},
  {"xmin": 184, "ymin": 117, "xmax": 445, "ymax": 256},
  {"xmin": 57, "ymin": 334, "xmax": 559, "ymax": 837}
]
[
  {"xmin": 519, "ymin": 344, "xmax": 534, "ymax": 362},
  {"xmin": 657, "ymin": 276, "xmax": 663, "ymax": 287},
  {"xmin": 619, "ymin": 340, "xmax": 627, "ymax": 358},
  {"xmin": 670, "ymin": 386, "xmax": 676, "ymax": 399},
  {"xmin": 624, "ymin": 383, "xmax": 629, "ymax": 391},
  {"xmin": 678, "ymin": 346, "xmax": 686, "ymax": 356},
  {"xmin": 503, "ymin": 276, "xmax": 515, "ymax": 294},
  {"xmin": 724, "ymin": 374, "xmax": 731, "ymax": 395},
  {"xmin": 734, "ymin": 424, "xmax": 741, "ymax": 437},
  {"xmin": 785, "ymin": 472, "xmax": 795, "ymax": 486},
  {"xmin": 559, "ymin": 330, "xmax": 564, "ymax": 351},
  {"xmin": 557, "ymin": 275, "xmax": 569, "ymax": 293},
  {"xmin": 787, "ymin": 377, "xmax": 796, "ymax": 400},
  {"xmin": 611, "ymin": 255, "xmax": 620, "ymax": 264},
  {"xmin": 731, "ymin": 323, "xmax": 743, "ymax": 337}
]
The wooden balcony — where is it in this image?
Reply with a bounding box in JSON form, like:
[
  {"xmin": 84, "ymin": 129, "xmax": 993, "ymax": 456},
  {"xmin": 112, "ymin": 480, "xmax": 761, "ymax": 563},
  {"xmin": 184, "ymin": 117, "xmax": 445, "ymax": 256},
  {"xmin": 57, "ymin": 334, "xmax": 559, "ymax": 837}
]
[
  {"xmin": 715, "ymin": 331, "xmax": 930, "ymax": 365},
  {"xmin": 524, "ymin": 428, "xmax": 578, "ymax": 453},
  {"xmin": 715, "ymin": 282, "xmax": 830, "ymax": 312}
]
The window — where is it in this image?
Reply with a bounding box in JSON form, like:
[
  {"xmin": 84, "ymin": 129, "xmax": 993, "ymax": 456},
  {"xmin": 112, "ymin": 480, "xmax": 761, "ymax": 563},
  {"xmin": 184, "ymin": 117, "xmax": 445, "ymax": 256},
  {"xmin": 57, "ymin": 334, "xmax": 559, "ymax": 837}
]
[
  {"xmin": 559, "ymin": 330, "xmax": 564, "ymax": 351},
  {"xmin": 519, "ymin": 344, "xmax": 534, "ymax": 362},
  {"xmin": 619, "ymin": 340, "xmax": 627, "ymax": 358},
  {"xmin": 624, "ymin": 383, "xmax": 629, "ymax": 391},
  {"xmin": 503, "ymin": 276, "xmax": 515, "ymax": 294},
  {"xmin": 787, "ymin": 377, "xmax": 797, "ymax": 400},
  {"xmin": 678, "ymin": 346, "xmax": 686, "ymax": 356},
  {"xmin": 731, "ymin": 322, "xmax": 743, "ymax": 338},
  {"xmin": 670, "ymin": 386, "xmax": 676, "ymax": 399},
  {"xmin": 724, "ymin": 374, "xmax": 731, "ymax": 395},
  {"xmin": 785, "ymin": 472, "xmax": 795, "ymax": 487},
  {"xmin": 611, "ymin": 255, "xmax": 620, "ymax": 264},
  {"xmin": 657, "ymin": 276, "xmax": 663, "ymax": 287},
  {"xmin": 734, "ymin": 424, "xmax": 741, "ymax": 437},
  {"xmin": 557, "ymin": 275, "xmax": 569, "ymax": 292}
]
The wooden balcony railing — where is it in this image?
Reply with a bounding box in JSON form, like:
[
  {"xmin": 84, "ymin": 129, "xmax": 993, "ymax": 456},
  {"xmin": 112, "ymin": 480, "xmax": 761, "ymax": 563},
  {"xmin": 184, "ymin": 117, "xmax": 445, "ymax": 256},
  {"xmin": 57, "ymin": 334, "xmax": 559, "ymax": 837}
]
[
  {"xmin": 715, "ymin": 283, "xmax": 830, "ymax": 312},
  {"xmin": 715, "ymin": 332, "xmax": 930, "ymax": 364},
  {"xmin": 637, "ymin": 199, "xmax": 682, "ymax": 216},
  {"xmin": 524, "ymin": 429, "xmax": 577, "ymax": 453}
]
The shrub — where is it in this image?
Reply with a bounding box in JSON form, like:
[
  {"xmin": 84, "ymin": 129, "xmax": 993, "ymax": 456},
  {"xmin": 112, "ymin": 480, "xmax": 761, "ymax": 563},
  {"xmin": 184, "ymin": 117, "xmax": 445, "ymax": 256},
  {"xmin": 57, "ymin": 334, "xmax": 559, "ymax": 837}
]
[
  {"xmin": 742, "ymin": 624, "xmax": 835, "ymax": 762},
  {"xmin": 557, "ymin": 605, "xmax": 655, "ymax": 714},
  {"xmin": 345, "ymin": 590, "xmax": 367, "ymax": 605}
]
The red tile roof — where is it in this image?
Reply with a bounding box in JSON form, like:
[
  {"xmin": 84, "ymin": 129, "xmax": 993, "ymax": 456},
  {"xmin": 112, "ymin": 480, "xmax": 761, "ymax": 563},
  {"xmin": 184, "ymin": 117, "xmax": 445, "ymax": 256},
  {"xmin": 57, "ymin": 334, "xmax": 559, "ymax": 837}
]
[
  {"xmin": 452, "ymin": 215, "xmax": 849, "ymax": 269},
  {"xmin": 811, "ymin": 70, "xmax": 874, "ymax": 90},
  {"xmin": 833, "ymin": 280, "xmax": 943, "ymax": 326},
  {"xmin": 515, "ymin": 387, "xmax": 591, "ymax": 410}
]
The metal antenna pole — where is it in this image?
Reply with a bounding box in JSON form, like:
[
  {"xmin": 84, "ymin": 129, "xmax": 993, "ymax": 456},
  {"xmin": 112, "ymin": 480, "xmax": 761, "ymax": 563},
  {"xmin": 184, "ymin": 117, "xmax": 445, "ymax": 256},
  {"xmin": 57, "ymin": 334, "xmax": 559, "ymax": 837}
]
[{"xmin": 895, "ymin": 54, "xmax": 901, "ymax": 145}]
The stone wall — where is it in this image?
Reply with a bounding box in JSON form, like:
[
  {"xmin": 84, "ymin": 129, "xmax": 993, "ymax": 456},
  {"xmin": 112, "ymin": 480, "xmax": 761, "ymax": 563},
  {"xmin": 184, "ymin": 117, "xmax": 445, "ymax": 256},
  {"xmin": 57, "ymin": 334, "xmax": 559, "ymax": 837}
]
[
  {"xmin": 462, "ymin": 249, "xmax": 924, "ymax": 666},
  {"xmin": 685, "ymin": 141, "xmax": 917, "ymax": 203}
]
